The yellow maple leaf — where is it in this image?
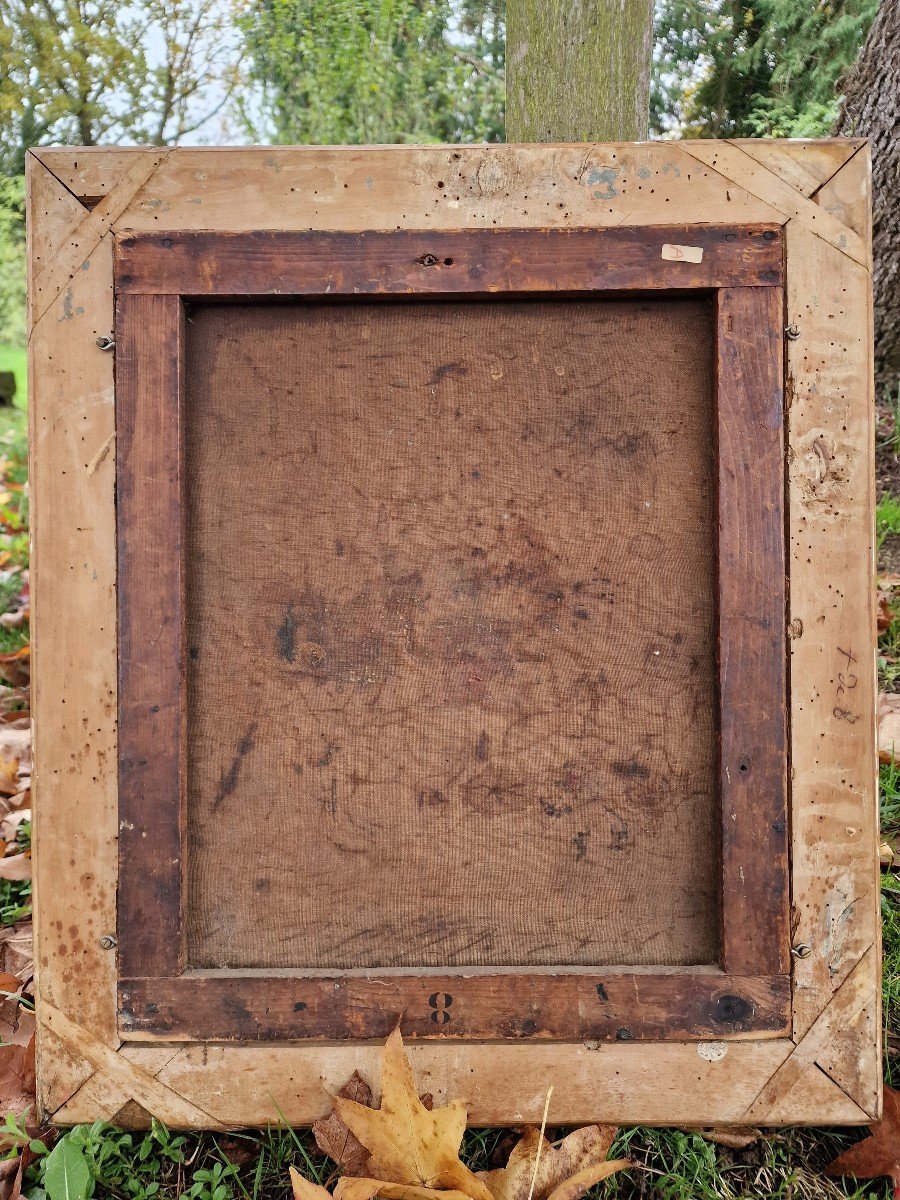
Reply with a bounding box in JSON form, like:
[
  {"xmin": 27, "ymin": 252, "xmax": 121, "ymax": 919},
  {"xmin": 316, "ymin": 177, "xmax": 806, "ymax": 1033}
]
[
  {"xmin": 333, "ymin": 1029, "xmax": 491, "ymax": 1200},
  {"xmin": 290, "ymin": 1166, "xmax": 333, "ymax": 1200},
  {"xmin": 478, "ymin": 1127, "xmax": 628, "ymax": 1200},
  {"xmin": 335, "ymin": 1177, "xmax": 478, "ymax": 1200}
]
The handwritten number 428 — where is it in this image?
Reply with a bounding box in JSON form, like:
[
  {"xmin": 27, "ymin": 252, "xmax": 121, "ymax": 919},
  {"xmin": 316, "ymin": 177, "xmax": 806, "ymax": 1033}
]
[{"xmin": 833, "ymin": 647, "xmax": 858, "ymax": 724}]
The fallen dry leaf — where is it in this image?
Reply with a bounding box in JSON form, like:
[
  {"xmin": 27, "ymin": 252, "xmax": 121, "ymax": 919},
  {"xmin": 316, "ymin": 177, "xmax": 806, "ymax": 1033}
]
[
  {"xmin": 0, "ymin": 649, "xmax": 28, "ymax": 691},
  {"xmin": 0, "ymin": 853, "xmax": 30, "ymax": 882},
  {"xmin": 333, "ymin": 1029, "xmax": 491, "ymax": 1200},
  {"xmin": 334, "ymin": 1179, "xmax": 475, "ymax": 1200},
  {"xmin": 695, "ymin": 1126, "xmax": 761, "ymax": 1150},
  {"xmin": 825, "ymin": 1085, "xmax": 900, "ymax": 1196},
  {"xmin": 0, "ymin": 970, "xmax": 32, "ymax": 1049},
  {"xmin": 290, "ymin": 1166, "xmax": 332, "ymax": 1200},
  {"xmin": 0, "ymin": 1002, "xmax": 34, "ymax": 1052},
  {"xmin": 0, "ymin": 1153, "xmax": 24, "ymax": 1200},
  {"xmin": 0, "ymin": 792, "xmax": 29, "ymax": 822},
  {"xmin": 0, "ymin": 1034, "xmax": 34, "ymax": 1120},
  {"xmin": 881, "ymin": 592, "xmax": 895, "ymax": 632},
  {"xmin": 0, "ymin": 810, "xmax": 28, "ymax": 846},
  {"xmin": 478, "ymin": 1126, "xmax": 624, "ymax": 1200},
  {"xmin": 880, "ymin": 694, "xmax": 900, "ymax": 764},
  {"xmin": 0, "ymin": 922, "xmax": 33, "ymax": 981},
  {"xmin": 313, "ymin": 1070, "xmax": 374, "ymax": 1175}
]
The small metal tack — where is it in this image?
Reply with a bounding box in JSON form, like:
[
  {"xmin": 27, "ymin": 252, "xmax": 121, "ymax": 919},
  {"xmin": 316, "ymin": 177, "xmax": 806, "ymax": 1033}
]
[
  {"xmin": 785, "ymin": 324, "xmax": 801, "ymax": 341},
  {"xmin": 791, "ymin": 942, "xmax": 812, "ymax": 959},
  {"xmin": 99, "ymin": 934, "xmax": 117, "ymax": 950},
  {"xmin": 96, "ymin": 335, "xmax": 115, "ymax": 352}
]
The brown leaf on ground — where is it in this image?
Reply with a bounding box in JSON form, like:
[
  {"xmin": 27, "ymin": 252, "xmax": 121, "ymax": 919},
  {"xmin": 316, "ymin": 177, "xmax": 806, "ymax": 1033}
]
[
  {"xmin": 0, "ymin": 969, "xmax": 34, "ymax": 1049},
  {"xmin": 825, "ymin": 1085, "xmax": 900, "ymax": 1196},
  {"xmin": 0, "ymin": 1034, "xmax": 35, "ymax": 1120},
  {"xmin": 0, "ymin": 793, "xmax": 29, "ymax": 823},
  {"xmin": 0, "ymin": 1152, "xmax": 24, "ymax": 1200},
  {"xmin": 0, "ymin": 1003, "xmax": 34, "ymax": 1051},
  {"xmin": 0, "ymin": 853, "xmax": 30, "ymax": 882},
  {"xmin": 0, "ymin": 649, "xmax": 28, "ymax": 691},
  {"xmin": 334, "ymin": 1178, "xmax": 476, "ymax": 1200},
  {"xmin": 333, "ymin": 1029, "xmax": 491, "ymax": 1200},
  {"xmin": 695, "ymin": 1127, "xmax": 761, "ymax": 1150},
  {"xmin": 0, "ymin": 725, "xmax": 29, "ymax": 797},
  {"xmin": 478, "ymin": 1126, "xmax": 623, "ymax": 1200},
  {"xmin": 313, "ymin": 1071, "xmax": 374, "ymax": 1175},
  {"xmin": 0, "ymin": 923, "xmax": 33, "ymax": 982},
  {"xmin": 880, "ymin": 694, "xmax": 900, "ymax": 764},
  {"xmin": 0, "ymin": 811, "xmax": 28, "ymax": 846},
  {"xmin": 289, "ymin": 1166, "xmax": 333, "ymax": 1200},
  {"xmin": 218, "ymin": 1139, "xmax": 255, "ymax": 1167},
  {"xmin": 881, "ymin": 591, "xmax": 895, "ymax": 631}
]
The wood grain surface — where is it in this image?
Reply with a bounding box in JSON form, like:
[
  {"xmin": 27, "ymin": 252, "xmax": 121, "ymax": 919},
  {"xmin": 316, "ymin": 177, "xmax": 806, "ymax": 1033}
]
[
  {"xmin": 116, "ymin": 293, "xmax": 186, "ymax": 977},
  {"xmin": 115, "ymin": 226, "xmax": 783, "ymax": 297},
  {"xmin": 118, "ymin": 970, "xmax": 790, "ymax": 1042},
  {"xmin": 716, "ymin": 287, "xmax": 789, "ymax": 975}
]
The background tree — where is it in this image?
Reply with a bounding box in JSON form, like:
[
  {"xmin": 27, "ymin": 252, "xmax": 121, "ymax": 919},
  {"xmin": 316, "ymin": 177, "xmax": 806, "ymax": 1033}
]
[
  {"xmin": 0, "ymin": 176, "xmax": 24, "ymax": 348},
  {"xmin": 238, "ymin": 0, "xmax": 504, "ymax": 144},
  {"xmin": 652, "ymin": 0, "xmax": 878, "ymax": 137},
  {"xmin": 0, "ymin": 0, "xmax": 242, "ymax": 174},
  {"xmin": 835, "ymin": 0, "xmax": 899, "ymax": 403},
  {"xmin": 507, "ymin": 0, "xmax": 654, "ymax": 141}
]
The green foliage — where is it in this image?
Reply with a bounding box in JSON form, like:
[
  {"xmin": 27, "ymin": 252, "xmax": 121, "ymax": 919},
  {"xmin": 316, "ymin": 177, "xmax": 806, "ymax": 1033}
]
[
  {"xmin": 652, "ymin": 0, "xmax": 878, "ymax": 137},
  {"xmin": 239, "ymin": 0, "xmax": 504, "ymax": 144},
  {"xmin": 0, "ymin": 345, "xmax": 26, "ymax": 402},
  {"xmin": 0, "ymin": 178, "xmax": 25, "ymax": 348},
  {"xmin": 878, "ymin": 496, "xmax": 900, "ymax": 547},
  {"xmin": 43, "ymin": 1135, "xmax": 93, "ymax": 1200},
  {"xmin": 181, "ymin": 1161, "xmax": 240, "ymax": 1200},
  {"xmin": 0, "ymin": 1110, "xmax": 48, "ymax": 1157},
  {"xmin": 0, "ymin": 0, "xmax": 241, "ymax": 173}
]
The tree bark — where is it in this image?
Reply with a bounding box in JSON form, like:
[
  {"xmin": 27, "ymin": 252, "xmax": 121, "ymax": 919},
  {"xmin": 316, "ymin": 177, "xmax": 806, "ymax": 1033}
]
[
  {"xmin": 835, "ymin": 0, "xmax": 900, "ymax": 400},
  {"xmin": 505, "ymin": 0, "xmax": 654, "ymax": 142}
]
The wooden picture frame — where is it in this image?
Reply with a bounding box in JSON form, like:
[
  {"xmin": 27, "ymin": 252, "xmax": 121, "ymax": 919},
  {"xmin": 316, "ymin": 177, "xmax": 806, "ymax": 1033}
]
[{"xmin": 27, "ymin": 139, "xmax": 879, "ymax": 1128}]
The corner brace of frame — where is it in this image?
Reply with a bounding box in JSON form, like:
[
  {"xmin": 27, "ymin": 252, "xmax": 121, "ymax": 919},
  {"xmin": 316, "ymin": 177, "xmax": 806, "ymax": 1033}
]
[
  {"xmin": 40, "ymin": 1003, "xmax": 224, "ymax": 1127},
  {"xmin": 30, "ymin": 150, "xmax": 169, "ymax": 329},
  {"xmin": 682, "ymin": 141, "xmax": 867, "ymax": 268},
  {"xmin": 744, "ymin": 946, "xmax": 879, "ymax": 1121}
]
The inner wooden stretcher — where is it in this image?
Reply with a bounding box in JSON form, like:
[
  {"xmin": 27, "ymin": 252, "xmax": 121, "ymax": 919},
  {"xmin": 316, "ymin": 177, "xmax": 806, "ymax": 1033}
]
[{"xmin": 183, "ymin": 295, "xmax": 719, "ymax": 971}]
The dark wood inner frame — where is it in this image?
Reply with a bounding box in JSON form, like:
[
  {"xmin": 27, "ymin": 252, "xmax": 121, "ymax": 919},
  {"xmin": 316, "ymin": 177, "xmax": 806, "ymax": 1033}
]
[{"xmin": 115, "ymin": 225, "xmax": 789, "ymax": 1043}]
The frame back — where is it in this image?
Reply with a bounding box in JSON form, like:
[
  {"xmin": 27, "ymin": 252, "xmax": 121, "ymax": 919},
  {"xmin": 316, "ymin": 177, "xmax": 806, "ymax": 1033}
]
[{"xmin": 27, "ymin": 141, "xmax": 879, "ymax": 1128}]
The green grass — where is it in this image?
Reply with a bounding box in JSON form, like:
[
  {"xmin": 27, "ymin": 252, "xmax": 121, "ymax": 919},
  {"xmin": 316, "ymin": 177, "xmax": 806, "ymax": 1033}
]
[{"xmin": 877, "ymin": 496, "xmax": 900, "ymax": 550}]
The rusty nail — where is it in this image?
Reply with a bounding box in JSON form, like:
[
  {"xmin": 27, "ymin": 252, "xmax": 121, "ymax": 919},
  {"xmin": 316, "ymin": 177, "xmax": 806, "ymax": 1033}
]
[
  {"xmin": 96, "ymin": 335, "xmax": 115, "ymax": 351},
  {"xmin": 99, "ymin": 934, "xmax": 117, "ymax": 950},
  {"xmin": 785, "ymin": 324, "xmax": 800, "ymax": 341},
  {"xmin": 791, "ymin": 942, "xmax": 812, "ymax": 959}
]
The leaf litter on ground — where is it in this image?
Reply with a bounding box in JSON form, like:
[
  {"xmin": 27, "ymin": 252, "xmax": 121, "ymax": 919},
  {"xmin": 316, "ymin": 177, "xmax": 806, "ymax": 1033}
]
[
  {"xmin": 825, "ymin": 1084, "xmax": 900, "ymax": 1197},
  {"xmin": 297, "ymin": 1030, "xmax": 629, "ymax": 1200}
]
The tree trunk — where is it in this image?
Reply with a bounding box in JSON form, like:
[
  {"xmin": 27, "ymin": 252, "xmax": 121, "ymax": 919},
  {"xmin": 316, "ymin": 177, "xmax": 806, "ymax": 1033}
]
[
  {"xmin": 505, "ymin": 0, "xmax": 654, "ymax": 142},
  {"xmin": 835, "ymin": 0, "xmax": 900, "ymax": 401}
]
